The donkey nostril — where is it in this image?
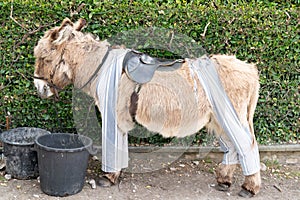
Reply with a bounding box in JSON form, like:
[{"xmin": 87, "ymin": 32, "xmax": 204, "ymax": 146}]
[{"xmin": 43, "ymin": 85, "xmax": 48, "ymax": 92}]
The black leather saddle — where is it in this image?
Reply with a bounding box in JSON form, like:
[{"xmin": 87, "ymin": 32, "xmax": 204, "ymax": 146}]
[{"xmin": 123, "ymin": 50, "xmax": 184, "ymax": 84}]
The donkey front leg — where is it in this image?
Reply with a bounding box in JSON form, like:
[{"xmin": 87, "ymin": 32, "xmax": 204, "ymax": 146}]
[
  {"xmin": 98, "ymin": 128, "xmax": 128, "ymax": 187},
  {"xmin": 98, "ymin": 171, "xmax": 122, "ymax": 187}
]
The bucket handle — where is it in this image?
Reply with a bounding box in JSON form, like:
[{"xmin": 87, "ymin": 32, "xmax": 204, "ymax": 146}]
[
  {"xmin": 31, "ymin": 145, "xmax": 38, "ymax": 152},
  {"xmin": 87, "ymin": 145, "xmax": 99, "ymax": 156}
]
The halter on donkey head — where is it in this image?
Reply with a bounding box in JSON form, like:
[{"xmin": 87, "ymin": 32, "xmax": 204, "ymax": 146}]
[{"xmin": 33, "ymin": 18, "xmax": 86, "ymax": 100}]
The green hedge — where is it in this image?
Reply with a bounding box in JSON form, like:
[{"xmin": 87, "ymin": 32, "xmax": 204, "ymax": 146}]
[{"xmin": 0, "ymin": 0, "xmax": 299, "ymax": 145}]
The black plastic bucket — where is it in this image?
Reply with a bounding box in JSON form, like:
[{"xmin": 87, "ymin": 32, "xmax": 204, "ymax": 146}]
[
  {"xmin": 0, "ymin": 127, "xmax": 50, "ymax": 179},
  {"xmin": 35, "ymin": 133, "xmax": 92, "ymax": 197}
]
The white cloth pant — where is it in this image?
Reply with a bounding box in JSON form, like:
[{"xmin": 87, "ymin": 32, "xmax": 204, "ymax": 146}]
[
  {"xmin": 97, "ymin": 52, "xmax": 260, "ymax": 175},
  {"xmin": 189, "ymin": 56, "xmax": 260, "ymax": 176},
  {"xmin": 218, "ymin": 133, "xmax": 260, "ymax": 176},
  {"xmin": 96, "ymin": 48, "xmax": 129, "ymax": 172}
]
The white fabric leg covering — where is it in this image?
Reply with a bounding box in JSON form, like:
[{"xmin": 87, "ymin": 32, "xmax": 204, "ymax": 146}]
[
  {"xmin": 219, "ymin": 135, "xmax": 239, "ymax": 165},
  {"xmin": 96, "ymin": 49, "xmax": 130, "ymax": 172},
  {"xmin": 189, "ymin": 56, "xmax": 260, "ymax": 175}
]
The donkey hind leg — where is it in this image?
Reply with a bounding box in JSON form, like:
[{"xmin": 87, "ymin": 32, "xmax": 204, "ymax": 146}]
[
  {"xmin": 239, "ymin": 171, "xmax": 261, "ymax": 197},
  {"xmin": 215, "ymin": 136, "xmax": 239, "ymax": 191},
  {"xmin": 215, "ymin": 163, "xmax": 238, "ymax": 191},
  {"xmin": 217, "ymin": 135, "xmax": 261, "ymax": 197}
]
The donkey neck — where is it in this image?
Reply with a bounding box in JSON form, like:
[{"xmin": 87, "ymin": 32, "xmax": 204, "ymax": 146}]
[{"xmin": 71, "ymin": 40, "xmax": 110, "ymax": 96}]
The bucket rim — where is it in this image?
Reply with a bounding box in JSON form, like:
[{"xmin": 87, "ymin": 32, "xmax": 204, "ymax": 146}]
[
  {"xmin": 0, "ymin": 127, "xmax": 51, "ymax": 146},
  {"xmin": 35, "ymin": 133, "xmax": 93, "ymax": 153}
]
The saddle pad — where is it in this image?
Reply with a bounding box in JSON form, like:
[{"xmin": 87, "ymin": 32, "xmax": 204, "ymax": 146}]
[{"xmin": 123, "ymin": 51, "xmax": 184, "ymax": 84}]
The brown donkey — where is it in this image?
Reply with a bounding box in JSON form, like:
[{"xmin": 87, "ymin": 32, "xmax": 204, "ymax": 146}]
[{"xmin": 33, "ymin": 18, "xmax": 261, "ymax": 197}]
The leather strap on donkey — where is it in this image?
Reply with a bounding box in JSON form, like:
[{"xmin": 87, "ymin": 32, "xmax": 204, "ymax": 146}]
[{"xmin": 123, "ymin": 50, "xmax": 184, "ymax": 84}]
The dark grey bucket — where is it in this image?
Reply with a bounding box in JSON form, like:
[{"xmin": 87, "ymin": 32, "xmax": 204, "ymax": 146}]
[
  {"xmin": 0, "ymin": 127, "xmax": 50, "ymax": 179},
  {"xmin": 35, "ymin": 133, "xmax": 92, "ymax": 197}
]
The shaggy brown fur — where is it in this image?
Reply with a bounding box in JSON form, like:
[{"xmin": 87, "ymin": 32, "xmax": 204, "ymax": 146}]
[
  {"xmin": 33, "ymin": 18, "xmax": 261, "ymax": 196},
  {"xmin": 216, "ymin": 163, "xmax": 238, "ymax": 187},
  {"xmin": 242, "ymin": 172, "xmax": 261, "ymax": 194}
]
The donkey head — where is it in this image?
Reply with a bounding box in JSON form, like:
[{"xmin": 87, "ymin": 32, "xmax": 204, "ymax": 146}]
[{"xmin": 33, "ymin": 18, "xmax": 86, "ymax": 99}]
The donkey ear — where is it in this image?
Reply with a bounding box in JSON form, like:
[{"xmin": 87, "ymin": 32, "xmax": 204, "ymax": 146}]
[
  {"xmin": 58, "ymin": 18, "xmax": 74, "ymax": 32},
  {"xmin": 49, "ymin": 29, "xmax": 59, "ymax": 41},
  {"xmin": 48, "ymin": 18, "xmax": 73, "ymax": 42},
  {"xmin": 52, "ymin": 18, "xmax": 75, "ymax": 45},
  {"xmin": 74, "ymin": 18, "xmax": 86, "ymax": 31}
]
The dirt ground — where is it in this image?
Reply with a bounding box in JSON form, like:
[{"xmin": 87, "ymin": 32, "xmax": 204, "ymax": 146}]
[{"xmin": 0, "ymin": 157, "xmax": 299, "ymax": 200}]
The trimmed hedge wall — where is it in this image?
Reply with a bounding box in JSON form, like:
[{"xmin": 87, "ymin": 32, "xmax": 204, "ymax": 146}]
[{"xmin": 0, "ymin": 0, "xmax": 299, "ymax": 145}]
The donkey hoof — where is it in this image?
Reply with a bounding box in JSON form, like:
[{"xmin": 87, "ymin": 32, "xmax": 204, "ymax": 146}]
[
  {"xmin": 97, "ymin": 176, "xmax": 113, "ymax": 187},
  {"xmin": 215, "ymin": 183, "xmax": 230, "ymax": 191},
  {"xmin": 238, "ymin": 188, "xmax": 254, "ymax": 198}
]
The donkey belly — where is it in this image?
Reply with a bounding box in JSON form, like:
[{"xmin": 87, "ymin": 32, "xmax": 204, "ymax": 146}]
[{"xmin": 135, "ymin": 71, "xmax": 211, "ymax": 138}]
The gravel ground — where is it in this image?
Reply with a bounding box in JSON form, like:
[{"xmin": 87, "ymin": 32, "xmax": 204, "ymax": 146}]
[{"xmin": 0, "ymin": 157, "xmax": 299, "ymax": 200}]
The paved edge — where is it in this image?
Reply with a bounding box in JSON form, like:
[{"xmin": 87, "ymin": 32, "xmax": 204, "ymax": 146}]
[
  {"xmin": 128, "ymin": 144, "xmax": 300, "ymax": 165},
  {"xmin": 128, "ymin": 144, "xmax": 300, "ymax": 153}
]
